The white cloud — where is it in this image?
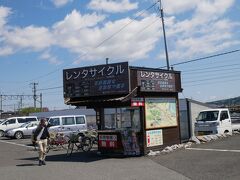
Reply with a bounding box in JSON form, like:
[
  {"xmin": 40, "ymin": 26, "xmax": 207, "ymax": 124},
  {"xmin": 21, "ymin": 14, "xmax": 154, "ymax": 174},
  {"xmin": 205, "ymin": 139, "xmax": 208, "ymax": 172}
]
[
  {"xmin": 40, "ymin": 51, "xmax": 62, "ymax": 65},
  {"xmin": 88, "ymin": 0, "xmax": 138, "ymax": 13},
  {"xmin": 164, "ymin": 0, "xmax": 234, "ymax": 17},
  {"xmin": 4, "ymin": 26, "xmax": 54, "ymax": 51},
  {"xmin": 164, "ymin": 0, "xmax": 198, "ymax": 15},
  {"xmin": 51, "ymin": 10, "xmax": 161, "ymax": 63},
  {"xmin": 0, "ymin": 46, "xmax": 13, "ymax": 56},
  {"xmin": 159, "ymin": 0, "xmax": 239, "ymax": 61},
  {"xmin": 51, "ymin": 0, "xmax": 73, "ymax": 8},
  {"xmin": 0, "ymin": 6, "xmax": 11, "ymax": 30},
  {"xmin": 0, "ymin": 0, "xmax": 239, "ymax": 67},
  {"xmin": 53, "ymin": 10, "xmax": 106, "ymax": 34}
]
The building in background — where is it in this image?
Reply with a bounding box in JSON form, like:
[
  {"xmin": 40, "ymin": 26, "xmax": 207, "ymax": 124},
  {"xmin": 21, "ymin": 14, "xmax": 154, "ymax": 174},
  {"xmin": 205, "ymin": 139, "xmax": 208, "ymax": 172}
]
[{"xmin": 179, "ymin": 98, "xmax": 215, "ymax": 141}]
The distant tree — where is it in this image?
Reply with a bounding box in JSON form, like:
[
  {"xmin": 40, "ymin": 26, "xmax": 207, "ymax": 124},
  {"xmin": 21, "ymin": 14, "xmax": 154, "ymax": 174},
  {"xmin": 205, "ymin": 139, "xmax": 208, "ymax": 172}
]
[{"xmin": 19, "ymin": 107, "xmax": 42, "ymax": 116}]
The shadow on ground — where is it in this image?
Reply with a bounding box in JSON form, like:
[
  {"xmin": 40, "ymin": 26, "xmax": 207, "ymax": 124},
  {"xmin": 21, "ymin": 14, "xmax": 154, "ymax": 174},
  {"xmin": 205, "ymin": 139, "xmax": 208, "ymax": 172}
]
[
  {"xmin": 17, "ymin": 150, "xmax": 130, "ymax": 166},
  {"xmin": 16, "ymin": 163, "xmax": 39, "ymax": 167}
]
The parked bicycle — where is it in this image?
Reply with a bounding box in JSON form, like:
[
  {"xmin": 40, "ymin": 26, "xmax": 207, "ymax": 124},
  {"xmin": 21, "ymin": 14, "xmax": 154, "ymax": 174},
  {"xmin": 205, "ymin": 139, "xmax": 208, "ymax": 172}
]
[
  {"xmin": 66, "ymin": 131, "xmax": 92, "ymax": 156},
  {"xmin": 46, "ymin": 131, "xmax": 69, "ymax": 153},
  {"xmin": 83, "ymin": 129, "xmax": 98, "ymax": 145}
]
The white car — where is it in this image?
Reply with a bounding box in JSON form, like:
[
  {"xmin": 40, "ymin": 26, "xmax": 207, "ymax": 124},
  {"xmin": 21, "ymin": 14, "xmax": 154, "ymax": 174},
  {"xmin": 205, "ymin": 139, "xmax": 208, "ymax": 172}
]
[
  {"xmin": 0, "ymin": 116, "xmax": 38, "ymax": 137},
  {"xmin": 5, "ymin": 121, "xmax": 39, "ymax": 139}
]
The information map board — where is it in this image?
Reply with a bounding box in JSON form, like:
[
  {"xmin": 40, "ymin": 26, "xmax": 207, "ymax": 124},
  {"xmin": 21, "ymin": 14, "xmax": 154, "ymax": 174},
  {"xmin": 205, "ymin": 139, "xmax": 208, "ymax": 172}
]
[
  {"xmin": 63, "ymin": 62, "xmax": 129, "ymax": 98},
  {"xmin": 145, "ymin": 98, "xmax": 177, "ymax": 129}
]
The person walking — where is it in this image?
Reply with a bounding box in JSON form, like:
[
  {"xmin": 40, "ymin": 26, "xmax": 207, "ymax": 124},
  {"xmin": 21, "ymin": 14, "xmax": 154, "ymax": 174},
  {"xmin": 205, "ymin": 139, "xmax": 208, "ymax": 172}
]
[{"xmin": 33, "ymin": 118, "xmax": 50, "ymax": 166}]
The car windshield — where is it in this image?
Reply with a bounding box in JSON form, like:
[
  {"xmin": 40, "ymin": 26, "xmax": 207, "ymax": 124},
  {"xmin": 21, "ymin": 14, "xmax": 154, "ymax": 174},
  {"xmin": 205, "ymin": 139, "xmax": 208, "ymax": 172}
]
[
  {"xmin": 0, "ymin": 119, "xmax": 6, "ymax": 123},
  {"xmin": 19, "ymin": 123, "xmax": 29, "ymax": 128},
  {"xmin": 0, "ymin": 119, "xmax": 7, "ymax": 124},
  {"xmin": 196, "ymin": 111, "xmax": 219, "ymax": 121}
]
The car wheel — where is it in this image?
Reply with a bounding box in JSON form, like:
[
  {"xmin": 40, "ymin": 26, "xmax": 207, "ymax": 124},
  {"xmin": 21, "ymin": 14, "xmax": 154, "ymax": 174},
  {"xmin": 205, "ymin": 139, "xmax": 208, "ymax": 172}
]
[
  {"xmin": 224, "ymin": 130, "xmax": 229, "ymax": 134},
  {"xmin": 15, "ymin": 131, "xmax": 23, "ymax": 139},
  {"xmin": 0, "ymin": 130, "xmax": 4, "ymax": 137}
]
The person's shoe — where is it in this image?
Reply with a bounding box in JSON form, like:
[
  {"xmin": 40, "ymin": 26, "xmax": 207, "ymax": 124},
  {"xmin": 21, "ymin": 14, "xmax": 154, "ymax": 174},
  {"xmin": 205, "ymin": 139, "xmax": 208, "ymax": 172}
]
[
  {"xmin": 38, "ymin": 160, "xmax": 42, "ymax": 166},
  {"xmin": 42, "ymin": 161, "xmax": 46, "ymax": 165}
]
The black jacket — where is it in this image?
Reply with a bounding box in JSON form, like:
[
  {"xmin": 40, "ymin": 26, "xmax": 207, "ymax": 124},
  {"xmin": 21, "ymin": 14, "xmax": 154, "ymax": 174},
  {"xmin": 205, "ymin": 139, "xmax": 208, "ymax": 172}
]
[{"xmin": 33, "ymin": 126, "xmax": 50, "ymax": 141}]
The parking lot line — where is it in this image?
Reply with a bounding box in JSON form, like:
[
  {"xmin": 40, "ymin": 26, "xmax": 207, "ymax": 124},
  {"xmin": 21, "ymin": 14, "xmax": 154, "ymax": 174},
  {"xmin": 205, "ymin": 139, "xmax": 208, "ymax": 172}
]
[
  {"xmin": 0, "ymin": 140, "xmax": 35, "ymax": 149},
  {"xmin": 186, "ymin": 147, "xmax": 240, "ymax": 153}
]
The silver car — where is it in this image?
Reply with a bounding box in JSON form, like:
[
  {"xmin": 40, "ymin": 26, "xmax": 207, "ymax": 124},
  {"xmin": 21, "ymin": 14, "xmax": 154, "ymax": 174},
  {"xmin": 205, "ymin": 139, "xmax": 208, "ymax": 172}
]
[{"xmin": 5, "ymin": 121, "xmax": 39, "ymax": 139}]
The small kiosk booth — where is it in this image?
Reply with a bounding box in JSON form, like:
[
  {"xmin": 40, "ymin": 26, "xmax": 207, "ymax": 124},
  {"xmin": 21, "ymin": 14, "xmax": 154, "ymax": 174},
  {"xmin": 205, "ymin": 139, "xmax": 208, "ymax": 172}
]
[{"xmin": 63, "ymin": 62, "xmax": 182, "ymax": 155}]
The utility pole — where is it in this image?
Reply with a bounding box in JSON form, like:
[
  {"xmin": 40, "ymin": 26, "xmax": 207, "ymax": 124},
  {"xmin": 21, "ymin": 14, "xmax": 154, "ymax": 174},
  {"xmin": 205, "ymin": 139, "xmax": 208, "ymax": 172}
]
[
  {"xmin": 0, "ymin": 94, "xmax": 2, "ymax": 119},
  {"xmin": 19, "ymin": 95, "xmax": 23, "ymax": 110},
  {"xmin": 40, "ymin": 93, "xmax": 42, "ymax": 110},
  {"xmin": 30, "ymin": 82, "xmax": 38, "ymax": 109},
  {"xmin": 159, "ymin": 0, "xmax": 170, "ymax": 70}
]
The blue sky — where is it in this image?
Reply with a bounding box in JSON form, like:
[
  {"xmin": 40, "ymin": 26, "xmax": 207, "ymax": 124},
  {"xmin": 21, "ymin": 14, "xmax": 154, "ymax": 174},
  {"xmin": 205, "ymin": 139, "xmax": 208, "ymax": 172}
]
[{"xmin": 0, "ymin": 0, "xmax": 240, "ymax": 111}]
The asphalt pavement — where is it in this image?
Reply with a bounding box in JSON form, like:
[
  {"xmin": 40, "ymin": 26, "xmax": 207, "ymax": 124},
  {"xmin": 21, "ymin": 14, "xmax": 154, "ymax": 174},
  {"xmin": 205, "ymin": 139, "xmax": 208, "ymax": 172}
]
[
  {"xmin": 0, "ymin": 137, "xmax": 188, "ymax": 180},
  {"xmin": 0, "ymin": 134, "xmax": 239, "ymax": 180},
  {"xmin": 149, "ymin": 134, "xmax": 240, "ymax": 180}
]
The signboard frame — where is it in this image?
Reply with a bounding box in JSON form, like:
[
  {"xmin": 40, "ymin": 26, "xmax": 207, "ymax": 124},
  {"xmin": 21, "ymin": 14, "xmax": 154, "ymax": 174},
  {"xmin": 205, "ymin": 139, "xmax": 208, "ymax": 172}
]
[
  {"xmin": 137, "ymin": 70, "xmax": 176, "ymax": 92},
  {"xmin": 63, "ymin": 62, "xmax": 130, "ymax": 98}
]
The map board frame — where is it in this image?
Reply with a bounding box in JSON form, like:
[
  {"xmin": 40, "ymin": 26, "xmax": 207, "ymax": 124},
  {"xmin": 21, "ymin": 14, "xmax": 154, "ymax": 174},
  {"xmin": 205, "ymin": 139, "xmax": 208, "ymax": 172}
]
[{"xmin": 145, "ymin": 97, "xmax": 178, "ymax": 129}]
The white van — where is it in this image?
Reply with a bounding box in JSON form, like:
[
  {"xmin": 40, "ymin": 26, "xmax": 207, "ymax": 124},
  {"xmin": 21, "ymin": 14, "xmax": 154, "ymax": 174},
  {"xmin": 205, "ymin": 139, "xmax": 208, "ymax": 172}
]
[
  {"xmin": 195, "ymin": 108, "xmax": 232, "ymax": 136},
  {"xmin": 0, "ymin": 116, "xmax": 38, "ymax": 137},
  {"xmin": 48, "ymin": 115, "xmax": 87, "ymax": 132}
]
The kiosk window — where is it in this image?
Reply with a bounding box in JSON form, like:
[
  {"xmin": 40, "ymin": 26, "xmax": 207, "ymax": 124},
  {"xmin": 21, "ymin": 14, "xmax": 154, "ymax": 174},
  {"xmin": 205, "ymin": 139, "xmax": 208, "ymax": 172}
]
[{"xmin": 104, "ymin": 107, "xmax": 140, "ymax": 131}]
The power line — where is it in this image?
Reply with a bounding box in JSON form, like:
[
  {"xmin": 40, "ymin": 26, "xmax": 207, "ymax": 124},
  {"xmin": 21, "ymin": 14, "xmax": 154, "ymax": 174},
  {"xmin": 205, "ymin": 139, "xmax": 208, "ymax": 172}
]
[
  {"xmin": 37, "ymin": 86, "xmax": 63, "ymax": 91},
  {"xmin": 183, "ymin": 73, "xmax": 240, "ymax": 84},
  {"xmin": 159, "ymin": 49, "xmax": 240, "ymax": 68},
  {"xmin": 182, "ymin": 66, "xmax": 240, "ymax": 78},
  {"xmin": 184, "ymin": 77, "xmax": 240, "ymax": 87},
  {"xmin": 182, "ymin": 62, "xmax": 240, "ymax": 73}
]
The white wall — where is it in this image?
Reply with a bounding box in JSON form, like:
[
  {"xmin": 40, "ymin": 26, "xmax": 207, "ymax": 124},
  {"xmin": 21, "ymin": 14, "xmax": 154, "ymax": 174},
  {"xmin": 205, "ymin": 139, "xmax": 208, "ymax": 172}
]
[{"xmin": 189, "ymin": 102, "xmax": 212, "ymax": 137}]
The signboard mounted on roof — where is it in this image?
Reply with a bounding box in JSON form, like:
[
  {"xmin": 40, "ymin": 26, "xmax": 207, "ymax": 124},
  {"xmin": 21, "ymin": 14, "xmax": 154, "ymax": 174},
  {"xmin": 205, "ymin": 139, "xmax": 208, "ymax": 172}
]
[
  {"xmin": 137, "ymin": 70, "xmax": 176, "ymax": 92},
  {"xmin": 63, "ymin": 62, "xmax": 130, "ymax": 98}
]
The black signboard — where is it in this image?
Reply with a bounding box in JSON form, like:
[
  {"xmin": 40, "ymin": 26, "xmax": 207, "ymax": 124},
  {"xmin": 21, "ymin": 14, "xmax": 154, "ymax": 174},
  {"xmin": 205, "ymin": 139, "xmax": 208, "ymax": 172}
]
[
  {"xmin": 137, "ymin": 70, "xmax": 176, "ymax": 92},
  {"xmin": 63, "ymin": 62, "xmax": 129, "ymax": 98}
]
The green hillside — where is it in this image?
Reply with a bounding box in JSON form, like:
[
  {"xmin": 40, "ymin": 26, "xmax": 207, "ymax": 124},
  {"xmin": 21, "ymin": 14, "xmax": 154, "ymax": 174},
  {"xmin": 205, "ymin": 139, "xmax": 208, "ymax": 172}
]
[{"xmin": 208, "ymin": 96, "xmax": 240, "ymax": 107}]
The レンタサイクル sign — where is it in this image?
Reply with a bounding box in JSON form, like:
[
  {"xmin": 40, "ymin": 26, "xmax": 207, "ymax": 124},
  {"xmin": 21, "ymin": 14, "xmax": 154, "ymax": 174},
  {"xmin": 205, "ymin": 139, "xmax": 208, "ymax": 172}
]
[
  {"xmin": 63, "ymin": 62, "xmax": 130, "ymax": 98},
  {"xmin": 137, "ymin": 70, "xmax": 176, "ymax": 92}
]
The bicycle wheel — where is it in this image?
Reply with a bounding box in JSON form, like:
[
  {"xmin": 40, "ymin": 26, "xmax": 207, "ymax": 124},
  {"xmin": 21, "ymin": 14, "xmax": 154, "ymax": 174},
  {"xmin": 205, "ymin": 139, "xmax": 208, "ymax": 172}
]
[
  {"xmin": 46, "ymin": 144, "xmax": 52, "ymax": 153},
  {"xmin": 66, "ymin": 142, "xmax": 74, "ymax": 156},
  {"xmin": 60, "ymin": 138, "xmax": 69, "ymax": 150},
  {"xmin": 81, "ymin": 137, "xmax": 92, "ymax": 152}
]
